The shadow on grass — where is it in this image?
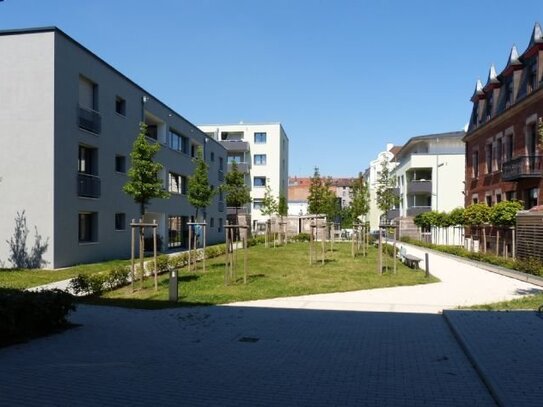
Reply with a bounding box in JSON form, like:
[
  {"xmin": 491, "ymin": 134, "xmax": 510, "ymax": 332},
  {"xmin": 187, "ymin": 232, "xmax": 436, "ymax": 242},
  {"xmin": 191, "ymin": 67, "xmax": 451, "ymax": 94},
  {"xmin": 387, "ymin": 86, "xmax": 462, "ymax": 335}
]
[
  {"xmin": 78, "ymin": 297, "xmax": 214, "ymax": 310},
  {"xmin": 234, "ymin": 273, "xmax": 266, "ymax": 284}
]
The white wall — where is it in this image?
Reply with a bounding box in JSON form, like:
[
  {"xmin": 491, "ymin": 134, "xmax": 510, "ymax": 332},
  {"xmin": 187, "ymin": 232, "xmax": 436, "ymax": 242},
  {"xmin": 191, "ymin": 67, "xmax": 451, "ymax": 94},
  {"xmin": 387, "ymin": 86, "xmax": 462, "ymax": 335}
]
[{"xmin": 0, "ymin": 32, "xmax": 55, "ymax": 267}]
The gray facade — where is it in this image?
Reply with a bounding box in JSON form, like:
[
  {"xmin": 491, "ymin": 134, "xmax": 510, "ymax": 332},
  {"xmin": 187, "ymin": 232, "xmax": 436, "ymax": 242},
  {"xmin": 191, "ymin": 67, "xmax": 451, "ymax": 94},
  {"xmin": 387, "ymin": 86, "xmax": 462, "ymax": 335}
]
[{"xmin": 0, "ymin": 27, "xmax": 227, "ymax": 268}]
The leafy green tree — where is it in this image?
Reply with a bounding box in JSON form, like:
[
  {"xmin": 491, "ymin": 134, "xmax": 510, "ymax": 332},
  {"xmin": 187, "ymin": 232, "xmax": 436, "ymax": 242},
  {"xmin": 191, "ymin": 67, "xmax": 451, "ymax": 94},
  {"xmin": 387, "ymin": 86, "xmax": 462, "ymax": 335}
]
[
  {"xmin": 123, "ymin": 122, "xmax": 170, "ymax": 216},
  {"xmin": 277, "ymin": 194, "xmax": 288, "ymax": 217},
  {"xmin": 350, "ymin": 174, "xmax": 370, "ymax": 221},
  {"xmin": 449, "ymin": 207, "xmax": 465, "ymax": 226},
  {"xmin": 222, "ymin": 161, "xmax": 251, "ymax": 221},
  {"xmin": 464, "ymin": 203, "xmax": 490, "ymax": 226},
  {"xmin": 376, "ymin": 158, "xmax": 399, "ymax": 222},
  {"xmin": 187, "ymin": 146, "xmax": 215, "ymax": 221},
  {"xmin": 489, "ymin": 200, "xmax": 523, "ymax": 227},
  {"xmin": 307, "ymin": 167, "xmax": 336, "ymax": 217},
  {"xmin": 260, "ymin": 184, "xmax": 278, "ymax": 217}
]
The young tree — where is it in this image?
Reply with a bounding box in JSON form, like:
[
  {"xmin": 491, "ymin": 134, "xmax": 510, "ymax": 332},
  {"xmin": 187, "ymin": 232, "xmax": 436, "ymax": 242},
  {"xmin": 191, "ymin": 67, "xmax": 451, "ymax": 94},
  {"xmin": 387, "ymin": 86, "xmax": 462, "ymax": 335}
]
[
  {"xmin": 350, "ymin": 174, "xmax": 370, "ymax": 221},
  {"xmin": 307, "ymin": 167, "xmax": 336, "ymax": 217},
  {"xmin": 489, "ymin": 200, "xmax": 523, "ymax": 256},
  {"xmin": 260, "ymin": 184, "xmax": 278, "ymax": 247},
  {"xmin": 277, "ymin": 194, "xmax": 288, "ymax": 218},
  {"xmin": 123, "ymin": 122, "xmax": 170, "ymax": 216},
  {"xmin": 376, "ymin": 158, "xmax": 399, "ymax": 224},
  {"xmin": 187, "ymin": 146, "xmax": 215, "ymax": 221},
  {"xmin": 464, "ymin": 202, "xmax": 491, "ymax": 252},
  {"xmin": 222, "ymin": 161, "xmax": 251, "ymax": 222}
]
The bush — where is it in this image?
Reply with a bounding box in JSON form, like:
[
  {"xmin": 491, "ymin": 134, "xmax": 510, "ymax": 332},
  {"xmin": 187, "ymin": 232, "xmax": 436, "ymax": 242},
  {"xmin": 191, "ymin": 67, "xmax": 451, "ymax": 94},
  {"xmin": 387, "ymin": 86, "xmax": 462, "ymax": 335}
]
[
  {"xmin": 69, "ymin": 266, "xmax": 130, "ymax": 296},
  {"xmin": 171, "ymin": 252, "xmax": 189, "ymax": 269},
  {"xmin": 514, "ymin": 257, "xmax": 543, "ymax": 276},
  {"xmin": 146, "ymin": 256, "xmax": 171, "ymax": 275},
  {"xmin": 248, "ymin": 235, "xmax": 265, "ymax": 247},
  {"xmin": 291, "ymin": 233, "xmax": 310, "ymax": 242},
  {"xmin": 0, "ymin": 288, "xmax": 75, "ymax": 346},
  {"xmin": 105, "ymin": 266, "xmax": 130, "ymax": 290}
]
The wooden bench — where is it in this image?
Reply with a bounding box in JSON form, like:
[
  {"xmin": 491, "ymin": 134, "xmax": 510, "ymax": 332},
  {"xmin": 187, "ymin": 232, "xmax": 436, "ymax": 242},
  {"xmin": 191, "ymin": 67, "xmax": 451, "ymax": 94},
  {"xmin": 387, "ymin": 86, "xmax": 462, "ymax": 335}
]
[{"xmin": 403, "ymin": 254, "xmax": 422, "ymax": 269}]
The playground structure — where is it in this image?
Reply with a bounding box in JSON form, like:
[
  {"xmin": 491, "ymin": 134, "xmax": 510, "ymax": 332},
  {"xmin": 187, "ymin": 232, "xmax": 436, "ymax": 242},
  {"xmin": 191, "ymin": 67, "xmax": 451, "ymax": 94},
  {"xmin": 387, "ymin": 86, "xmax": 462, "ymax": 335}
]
[
  {"xmin": 224, "ymin": 224, "xmax": 249, "ymax": 285},
  {"xmin": 130, "ymin": 219, "xmax": 159, "ymax": 292},
  {"xmin": 187, "ymin": 222, "xmax": 207, "ymax": 273}
]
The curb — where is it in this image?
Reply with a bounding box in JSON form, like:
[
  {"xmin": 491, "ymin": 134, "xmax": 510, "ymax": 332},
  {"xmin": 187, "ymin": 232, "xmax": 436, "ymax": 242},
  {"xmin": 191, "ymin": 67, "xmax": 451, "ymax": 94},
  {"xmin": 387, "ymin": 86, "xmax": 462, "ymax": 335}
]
[{"xmin": 442, "ymin": 310, "xmax": 507, "ymax": 407}]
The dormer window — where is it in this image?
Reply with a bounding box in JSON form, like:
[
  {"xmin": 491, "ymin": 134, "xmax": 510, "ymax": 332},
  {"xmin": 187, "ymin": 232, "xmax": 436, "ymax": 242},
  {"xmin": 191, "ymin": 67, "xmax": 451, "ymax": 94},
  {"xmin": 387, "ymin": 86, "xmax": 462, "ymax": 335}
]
[
  {"xmin": 528, "ymin": 61, "xmax": 538, "ymax": 93},
  {"xmin": 486, "ymin": 94, "xmax": 493, "ymax": 120},
  {"xmin": 505, "ymin": 79, "xmax": 514, "ymax": 108}
]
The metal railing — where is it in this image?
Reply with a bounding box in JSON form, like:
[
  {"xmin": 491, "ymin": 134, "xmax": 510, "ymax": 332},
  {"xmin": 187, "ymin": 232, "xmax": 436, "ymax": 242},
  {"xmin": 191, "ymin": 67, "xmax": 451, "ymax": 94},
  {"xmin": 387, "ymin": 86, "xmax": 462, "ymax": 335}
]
[
  {"xmin": 502, "ymin": 156, "xmax": 542, "ymax": 181},
  {"xmin": 78, "ymin": 105, "xmax": 101, "ymax": 134},
  {"xmin": 77, "ymin": 173, "xmax": 101, "ymax": 198}
]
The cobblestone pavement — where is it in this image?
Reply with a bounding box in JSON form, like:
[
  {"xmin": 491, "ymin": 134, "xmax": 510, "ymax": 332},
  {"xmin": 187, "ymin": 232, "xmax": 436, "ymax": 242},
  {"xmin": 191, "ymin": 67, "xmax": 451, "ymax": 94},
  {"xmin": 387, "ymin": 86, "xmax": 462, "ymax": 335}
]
[
  {"xmin": 444, "ymin": 310, "xmax": 543, "ymax": 407},
  {"xmin": 0, "ymin": 305, "xmax": 496, "ymax": 406}
]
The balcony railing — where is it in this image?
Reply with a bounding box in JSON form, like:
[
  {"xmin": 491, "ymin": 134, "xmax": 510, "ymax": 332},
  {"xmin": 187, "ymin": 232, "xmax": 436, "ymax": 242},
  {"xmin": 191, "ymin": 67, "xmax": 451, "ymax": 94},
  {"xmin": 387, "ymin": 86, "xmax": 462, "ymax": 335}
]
[
  {"xmin": 502, "ymin": 156, "xmax": 542, "ymax": 181},
  {"xmin": 227, "ymin": 162, "xmax": 249, "ymax": 173},
  {"xmin": 407, "ymin": 180, "xmax": 432, "ymax": 194},
  {"xmin": 386, "ymin": 208, "xmax": 399, "ymax": 220},
  {"xmin": 78, "ymin": 173, "xmax": 101, "ymax": 198},
  {"xmin": 221, "ymin": 141, "xmax": 250, "ymax": 152},
  {"xmin": 406, "ymin": 206, "xmax": 431, "ymax": 217},
  {"xmin": 78, "ymin": 105, "xmax": 101, "ymax": 134}
]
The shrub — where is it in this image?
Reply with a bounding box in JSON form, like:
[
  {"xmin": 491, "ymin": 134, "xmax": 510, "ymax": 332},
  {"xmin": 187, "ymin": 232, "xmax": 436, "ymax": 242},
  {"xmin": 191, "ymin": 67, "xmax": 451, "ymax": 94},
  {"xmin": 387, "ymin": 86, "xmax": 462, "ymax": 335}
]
[
  {"xmin": 248, "ymin": 236, "xmax": 265, "ymax": 247},
  {"xmin": 146, "ymin": 255, "xmax": 171, "ymax": 275},
  {"xmin": 68, "ymin": 274, "xmax": 91, "ymax": 295},
  {"xmin": 514, "ymin": 257, "xmax": 543, "ymax": 276},
  {"xmin": 170, "ymin": 252, "xmax": 189, "ymax": 269},
  {"xmin": 291, "ymin": 233, "xmax": 310, "ymax": 242},
  {"xmin": 105, "ymin": 266, "xmax": 130, "ymax": 290},
  {"xmin": 0, "ymin": 288, "xmax": 75, "ymax": 346}
]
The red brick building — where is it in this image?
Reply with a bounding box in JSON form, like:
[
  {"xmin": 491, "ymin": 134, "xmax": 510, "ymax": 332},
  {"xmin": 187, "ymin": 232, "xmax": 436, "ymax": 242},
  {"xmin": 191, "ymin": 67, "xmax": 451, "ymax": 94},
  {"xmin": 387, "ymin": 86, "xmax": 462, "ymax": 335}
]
[{"xmin": 465, "ymin": 23, "xmax": 543, "ymax": 209}]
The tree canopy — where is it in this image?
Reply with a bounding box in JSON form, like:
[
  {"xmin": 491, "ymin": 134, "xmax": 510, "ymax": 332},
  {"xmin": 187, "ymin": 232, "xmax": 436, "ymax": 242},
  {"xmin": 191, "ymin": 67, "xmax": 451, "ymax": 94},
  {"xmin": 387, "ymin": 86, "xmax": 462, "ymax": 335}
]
[
  {"xmin": 307, "ymin": 167, "xmax": 336, "ymax": 217},
  {"xmin": 375, "ymin": 158, "xmax": 399, "ymax": 217},
  {"xmin": 350, "ymin": 174, "xmax": 370, "ymax": 221},
  {"xmin": 123, "ymin": 122, "xmax": 170, "ymax": 216},
  {"xmin": 260, "ymin": 184, "xmax": 278, "ymax": 217},
  {"xmin": 489, "ymin": 200, "xmax": 523, "ymax": 227},
  {"xmin": 222, "ymin": 161, "xmax": 251, "ymax": 212},
  {"xmin": 187, "ymin": 146, "xmax": 215, "ymax": 220}
]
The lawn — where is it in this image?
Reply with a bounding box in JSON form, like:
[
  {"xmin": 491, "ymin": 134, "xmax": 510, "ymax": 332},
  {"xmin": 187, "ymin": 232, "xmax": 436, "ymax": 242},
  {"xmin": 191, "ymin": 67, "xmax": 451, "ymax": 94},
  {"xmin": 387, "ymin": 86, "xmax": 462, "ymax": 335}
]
[
  {"xmin": 0, "ymin": 259, "xmax": 136, "ymax": 289},
  {"xmin": 89, "ymin": 241, "xmax": 439, "ymax": 309},
  {"xmin": 467, "ymin": 293, "xmax": 543, "ymax": 311}
]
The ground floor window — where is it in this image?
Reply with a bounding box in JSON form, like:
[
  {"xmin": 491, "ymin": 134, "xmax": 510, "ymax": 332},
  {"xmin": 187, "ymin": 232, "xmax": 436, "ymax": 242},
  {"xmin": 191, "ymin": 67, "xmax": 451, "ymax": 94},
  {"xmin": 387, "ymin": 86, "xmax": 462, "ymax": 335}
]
[
  {"xmin": 79, "ymin": 212, "xmax": 98, "ymax": 242},
  {"xmin": 168, "ymin": 216, "xmax": 183, "ymax": 248},
  {"xmin": 525, "ymin": 188, "xmax": 539, "ymax": 209},
  {"xmin": 115, "ymin": 213, "xmax": 126, "ymax": 231}
]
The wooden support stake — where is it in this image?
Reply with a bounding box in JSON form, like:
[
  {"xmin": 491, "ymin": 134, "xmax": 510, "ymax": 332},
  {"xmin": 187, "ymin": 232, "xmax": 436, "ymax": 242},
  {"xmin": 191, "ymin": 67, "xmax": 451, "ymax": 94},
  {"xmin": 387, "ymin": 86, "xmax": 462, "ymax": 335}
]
[
  {"xmin": 130, "ymin": 219, "xmax": 135, "ymax": 293},
  {"xmin": 153, "ymin": 221, "xmax": 158, "ymax": 291}
]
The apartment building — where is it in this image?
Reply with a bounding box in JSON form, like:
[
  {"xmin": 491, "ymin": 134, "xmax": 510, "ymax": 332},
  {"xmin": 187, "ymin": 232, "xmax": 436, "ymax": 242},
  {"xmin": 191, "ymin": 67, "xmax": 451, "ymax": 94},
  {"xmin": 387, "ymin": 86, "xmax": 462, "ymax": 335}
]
[
  {"xmin": 392, "ymin": 131, "xmax": 465, "ymax": 219},
  {"xmin": 465, "ymin": 22, "xmax": 543, "ymax": 209},
  {"xmin": 198, "ymin": 123, "xmax": 289, "ymax": 230},
  {"xmin": 363, "ymin": 143, "xmax": 401, "ymax": 231},
  {"xmin": 0, "ymin": 27, "xmax": 227, "ymax": 268}
]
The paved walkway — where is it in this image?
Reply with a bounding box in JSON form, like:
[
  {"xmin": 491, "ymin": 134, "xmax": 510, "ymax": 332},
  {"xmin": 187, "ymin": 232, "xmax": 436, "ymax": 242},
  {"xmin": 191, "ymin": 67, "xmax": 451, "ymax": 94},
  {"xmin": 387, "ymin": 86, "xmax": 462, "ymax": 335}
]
[
  {"xmin": 4, "ymin": 244, "xmax": 543, "ymax": 405},
  {"xmin": 225, "ymin": 244, "xmax": 542, "ymax": 313}
]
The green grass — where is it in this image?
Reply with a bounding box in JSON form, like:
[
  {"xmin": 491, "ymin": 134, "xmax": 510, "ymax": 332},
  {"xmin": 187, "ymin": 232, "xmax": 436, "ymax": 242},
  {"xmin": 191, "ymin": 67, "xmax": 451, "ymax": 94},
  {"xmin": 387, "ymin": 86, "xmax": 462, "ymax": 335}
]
[
  {"xmin": 87, "ymin": 242, "xmax": 439, "ymax": 309},
  {"xmin": 467, "ymin": 292, "xmax": 543, "ymax": 310},
  {"xmin": 0, "ymin": 259, "xmax": 135, "ymax": 289}
]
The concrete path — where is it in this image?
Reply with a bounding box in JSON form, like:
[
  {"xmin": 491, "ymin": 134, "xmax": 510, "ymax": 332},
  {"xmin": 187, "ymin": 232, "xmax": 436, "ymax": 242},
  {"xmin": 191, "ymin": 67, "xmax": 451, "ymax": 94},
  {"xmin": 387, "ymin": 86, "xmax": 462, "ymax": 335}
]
[
  {"xmin": 225, "ymin": 244, "xmax": 542, "ymax": 313},
  {"xmin": 0, "ymin": 305, "xmax": 496, "ymax": 407}
]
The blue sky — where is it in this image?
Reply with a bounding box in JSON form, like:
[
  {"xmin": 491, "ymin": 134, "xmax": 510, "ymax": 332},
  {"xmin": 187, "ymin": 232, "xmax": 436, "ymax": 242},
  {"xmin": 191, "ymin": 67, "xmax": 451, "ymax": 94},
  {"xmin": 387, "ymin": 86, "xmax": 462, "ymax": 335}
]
[{"xmin": 1, "ymin": 0, "xmax": 542, "ymax": 176}]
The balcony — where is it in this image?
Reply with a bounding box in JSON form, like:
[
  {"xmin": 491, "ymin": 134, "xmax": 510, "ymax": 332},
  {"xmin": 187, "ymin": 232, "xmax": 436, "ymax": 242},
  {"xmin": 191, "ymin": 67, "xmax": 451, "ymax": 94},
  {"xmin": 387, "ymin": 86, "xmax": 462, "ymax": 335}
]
[
  {"xmin": 218, "ymin": 170, "xmax": 224, "ymax": 182},
  {"xmin": 218, "ymin": 201, "xmax": 225, "ymax": 212},
  {"xmin": 78, "ymin": 173, "xmax": 101, "ymax": 198},
  {"xmin": 386, "ymin": 208, "xmax": 399, "ymax": 220},
  {"xmin": 502, "ymin": 156, "xmax": 542, "ymax": 181},
  {"xmin": 78, "ymin": 105, "xmax": 101, "ymax": 134},
  {"xmin": 407, "ymin": 206, "xmax": 431, "ymax": 217},
  {"xmin": 407, "ymin": 180, "xmax": 432, "ymax": 194},
  {"xmin": 221, "ymin": 140, "xmax": 250, "ymax": 152},
  {"xmin": 227, "ymin": 162, "xmax": 249, "ymax": 173}
]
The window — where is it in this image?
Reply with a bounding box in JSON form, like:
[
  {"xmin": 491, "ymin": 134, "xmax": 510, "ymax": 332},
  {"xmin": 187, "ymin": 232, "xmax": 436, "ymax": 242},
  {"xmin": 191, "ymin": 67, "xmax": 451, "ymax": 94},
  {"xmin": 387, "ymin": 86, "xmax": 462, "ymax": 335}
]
[
  {"xmin": 115, "ymin": 213, "xmax": 126, "ymax": 231},
  {"xmin": 505, "ymin": 79, "xmax": 514, "ymax": 108},
  {"xmin": 472, "ymin": 196, "xmax": 478, "ymax": 204},
  {"xmin": 169, "ymin": 130, "xmax": 188, "ymax": 153},
  {"xmin": 485, "ymin": 144, "xmax": 493, "ymax": 174},
  {"xmin": 472, "ymin": 151, "xmax": 479, "ymax": 178},
  {"xmin": 210, "ymin": 218, "xmax": 214, "ymax": 228},
  {"xmin": 191, "ymin": 144, "xmax": 197, "ymax": 158},
  {"xmin": 168, "ymin": 216, "xmax": 182, "ymax": 248},
  {"xmin": 115, "ymin": 155, "xmax": 126, "ymax": 173},
  {"xmin": 496, "ymin": 193, "xmax": 502, "ymax": 203},
  {"xmin": 253, "ymin": 177, "xmax": 266, "ymax": 187},
  {"xmin": 79, "ymin": 212, "xmax": 98, "ymax": 243},
  {"xmin": 504, "ymin": 134, "xmax": 513, "ymax": 161},
  {"xmin": 211, "ymin": 152, "xmax": 215, "ymax": 162},
  {"xmin": 526, "ymin": 188, "xmax": 539, "ymax": 209},
  {"xmin": 506, "ymin": 191, "xmax": 517, "ymax": 201},
  {"xmin": 168, "ymin": 172, "xmax": 183, "ymax": 194},
  {"xmin": 79, "ymin": 76, "xmax": 98, "ymax": 111},
  {"xmin": 218, "ymin": 218, "xmax": 223, "ymax": 233},
  {"xmin": 486, "ymin": 195, "xmax": 492, "ymax": 206},
  {"xmin": 527, "ymin": 123, "xmax": 537, "ymax": 156},
  {"xmin": 219, "ymin": 156, "xmax": 224, "ymax": 170},
  {"xmin": 146, "ymin": 125, "xmax": 158, "ymax": 140},
  {"xmin": 253, "ymin": 199, "xmax": 263, "ymax": 210},
  {"xmin": 79, "ymin": 145, "xmax": 98, "ymax": 175},
  {"xmin": 115, "ymin": 96, "xmax": 126, "ymax": 116},
  {"xmin": 486, "ymin": 94, "xmax": 493, "ymax": 120},
  {"xmin": 254, "ymin": 154, "xmax": 267, "ymax": 165},
  {"xmin": 496, "ymin": 139, "xmax": 502, "ymax": 171},
  {"xmin": 528, "ymin": 60, "xmax": 538, "ymax": 93},
  {"xmin": 254, "ymin": 132, "xmax": 267, "ymax": 144}
]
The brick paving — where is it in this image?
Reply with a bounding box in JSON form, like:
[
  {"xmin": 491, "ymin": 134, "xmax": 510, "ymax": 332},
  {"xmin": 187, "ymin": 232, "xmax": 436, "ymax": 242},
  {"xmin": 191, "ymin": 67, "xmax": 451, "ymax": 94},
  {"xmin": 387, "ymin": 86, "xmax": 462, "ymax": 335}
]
[
  {"xmin": 444, "ymin": 310, "xmax": 543, "ymax": 407},
  {"xmin": 0, "ymin": 305, "xmax": 496, "ymax": 406}
]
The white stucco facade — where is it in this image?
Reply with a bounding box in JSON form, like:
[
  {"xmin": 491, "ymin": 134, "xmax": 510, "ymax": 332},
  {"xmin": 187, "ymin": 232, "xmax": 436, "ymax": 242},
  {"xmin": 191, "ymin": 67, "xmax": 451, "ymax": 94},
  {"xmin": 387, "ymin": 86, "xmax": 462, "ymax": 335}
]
[{"xmin": 198, "ymin": 123, "xmax": 289, "ymax": 230}]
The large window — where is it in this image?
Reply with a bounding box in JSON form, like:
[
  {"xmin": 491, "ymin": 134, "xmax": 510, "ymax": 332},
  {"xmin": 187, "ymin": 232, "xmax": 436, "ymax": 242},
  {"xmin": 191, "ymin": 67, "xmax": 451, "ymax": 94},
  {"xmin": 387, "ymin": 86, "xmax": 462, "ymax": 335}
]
[
  {"xmin": 485, "ymin": 144, "xmax": 493, "ymax": 174},
  {"xmin": 253, "ymin": 176, "xmax": 266, "ymax": 187},
  {"xmin": 169, "ymin": 172, "xmax": 185, "ymax": 194},
  {"xmin": 79, "ymin": 212, "xmax": 98, "ymax": 243},
  {"xmin": 254, "ymin": 154, "xmax": 267, "ymax": 165},
  {"xmin": 496, "ymin": 139, "xmax": 502, "ymax": 171},
  {"xmin": 115, "ymin": 155, "xmax": 126, "ymax": 173},
  {"xmin": 472, "ymin": 151, "xmax": 479, "ymax": 178},
  {"xmin": 79, "ymin": 76, "xmax": 98, "ymax": 111},
  {"xmin": 168, "ymin": 216, "xmax": 183, "ymax": 248},
  {"xmin": 253, "ymin": 199, "xmax": 263, "ymax": 210},
  {"xmin": 78, "ymin": 145, "xmax": 98, "ymax": 175},
  {"xmin": 115, "ymin": 96, "xmax": 126, "ymax": 116},
  {"xmin": 254, "ymin": 132, "xmax": 267, "ymax": 144},
  {"xmin": 169, "ymin": 130, "xmax": 188, "ymax": 153}
]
